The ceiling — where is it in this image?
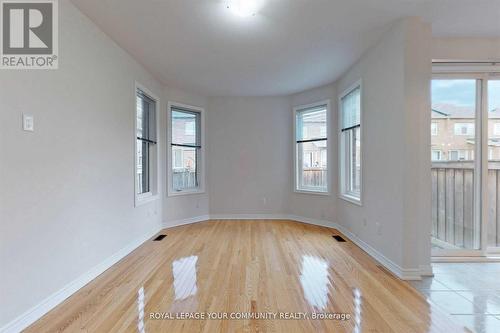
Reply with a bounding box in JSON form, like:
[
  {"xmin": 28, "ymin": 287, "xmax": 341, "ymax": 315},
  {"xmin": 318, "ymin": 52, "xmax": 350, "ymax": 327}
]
[{"xmin": 71, "ymin": 0, "xmax": 500, "ymax": 96}]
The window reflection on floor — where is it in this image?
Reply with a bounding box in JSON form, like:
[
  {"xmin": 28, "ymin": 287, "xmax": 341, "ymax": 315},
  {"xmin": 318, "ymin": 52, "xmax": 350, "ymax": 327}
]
[
  {"xmin": 172, "ymin": 255, "xmax": 198, "ymax": 301},
  {"xmin": 299, "ymin": 255, "xmax": 330, "ymax": 310}
]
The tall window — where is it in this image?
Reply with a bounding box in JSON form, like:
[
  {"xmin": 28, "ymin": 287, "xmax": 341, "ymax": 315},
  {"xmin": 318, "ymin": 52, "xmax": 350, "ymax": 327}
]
[
  {"xmin": 294, "ymin": 102, "xmax": 329, "ymax": 193},
  {"xmin": 339, "ymin": 83, "xmax": 362, "ymax": 202},
  {"xmin": 136, "ymin": 88, "xmax": 157, "ymax": 201},
  {"xmin": 169, "ymin": 104, "xmax": 203, "ymax": 194}
]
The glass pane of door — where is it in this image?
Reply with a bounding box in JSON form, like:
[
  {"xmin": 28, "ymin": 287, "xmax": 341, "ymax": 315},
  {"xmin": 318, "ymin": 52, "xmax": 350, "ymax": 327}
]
[
  {"xmin": 487, "ymin": 80, "xmax": 500, "ymax": 249},
  {"xmin": 431, "ymin": 79, "xmax": 480, "ymax": 253}
]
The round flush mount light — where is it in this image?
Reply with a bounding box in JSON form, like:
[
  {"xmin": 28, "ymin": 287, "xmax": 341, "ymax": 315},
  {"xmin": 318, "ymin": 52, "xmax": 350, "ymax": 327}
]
[{"xmin": 226, "ymin": 0, "xmax": 262, "ymax": 18}]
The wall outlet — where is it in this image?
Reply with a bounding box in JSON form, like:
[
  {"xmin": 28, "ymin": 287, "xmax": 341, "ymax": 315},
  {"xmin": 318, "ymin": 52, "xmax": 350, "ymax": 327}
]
[
  {"xmin": 23, "ymin": 114, "xmax": 34, "ymax": 131},
  {"xmin": 376, "ymin": 222, "xmax": 382, "ymax": 235},
  {"xmin": 363, "ymin": 218, "xmax": 367, "ymax": 227},
  {"xmin": 262, "ymin": 197, "xmax": 267, "ymax": 206}
]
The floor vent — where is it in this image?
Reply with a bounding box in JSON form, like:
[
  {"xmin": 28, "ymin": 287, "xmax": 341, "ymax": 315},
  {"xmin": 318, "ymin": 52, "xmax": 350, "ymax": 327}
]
[
  {"xmin": 153, "ymin": 234, "xmax": 167, "ymax": 241},
  {"xmin": 332, "ymin": 235, "xmax": 346, "ymax": 242}
]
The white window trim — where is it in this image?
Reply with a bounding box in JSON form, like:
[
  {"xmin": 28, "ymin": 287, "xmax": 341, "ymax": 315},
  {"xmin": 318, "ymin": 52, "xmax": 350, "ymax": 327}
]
[
  {"xmin": 134, "ymin": 82, "xmax": 160, "ymax": 207},
  {"xmin": 167, "ymin": 101, "xmax": 206, "ymax": 197},
  {"xmin": 293, "ymin": 100, "xmax": 331, "ymax": 195},
  {"xmin": 338, "ymin": 79, "xmax": 363, "ymax": 206}
]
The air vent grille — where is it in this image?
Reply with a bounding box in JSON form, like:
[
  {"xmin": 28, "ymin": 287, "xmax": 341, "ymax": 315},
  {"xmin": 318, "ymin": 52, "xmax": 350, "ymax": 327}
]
[{"xmin": 332, "ymin": 235, "xmax": 346, "ymax": 242}]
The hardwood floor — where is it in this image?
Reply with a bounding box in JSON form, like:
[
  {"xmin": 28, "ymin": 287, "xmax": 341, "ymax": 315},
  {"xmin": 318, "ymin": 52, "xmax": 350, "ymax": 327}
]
[{"xmin": 26, "ymin": 220, "xmax": 468, "ymax": 332}]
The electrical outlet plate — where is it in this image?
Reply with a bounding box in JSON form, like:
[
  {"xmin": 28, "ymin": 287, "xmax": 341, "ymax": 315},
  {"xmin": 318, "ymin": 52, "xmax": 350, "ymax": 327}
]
[{"xmin": 23, "ymin": 114, "xmax": 34, "ymax": 131}]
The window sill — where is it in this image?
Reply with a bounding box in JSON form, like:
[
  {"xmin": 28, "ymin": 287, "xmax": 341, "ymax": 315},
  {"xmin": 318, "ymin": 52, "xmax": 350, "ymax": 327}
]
[
  {"xmin": 168, "ymin": 189, "xmax": 205, "ymax": 197},
  {"xmin": 339, "ymin": 193, "xmax": 362, "ymax": 206},
  {"xmin": 294, "ymin": 189, "xmax": 330, "ymax": 196},
  {"xmin": 135, "ymin": 193, "xmax": 159, "ymax": 207}
]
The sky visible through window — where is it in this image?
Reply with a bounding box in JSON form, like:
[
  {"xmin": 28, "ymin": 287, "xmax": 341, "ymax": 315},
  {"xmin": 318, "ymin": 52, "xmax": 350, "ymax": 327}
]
[{"xmin": 431, "ymin": 79, "xmax": 500, "ymax": 111}]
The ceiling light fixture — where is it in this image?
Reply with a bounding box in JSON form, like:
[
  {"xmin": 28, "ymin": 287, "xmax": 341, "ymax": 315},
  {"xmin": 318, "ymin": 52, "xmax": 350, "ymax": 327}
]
[{"xmin": 226, "ymin": 0, "xmax": 262, "ymax": 18}]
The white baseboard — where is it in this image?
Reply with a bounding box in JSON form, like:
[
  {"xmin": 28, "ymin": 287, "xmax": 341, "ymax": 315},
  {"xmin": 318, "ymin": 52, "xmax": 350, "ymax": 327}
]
[
  {"xmin": 0, "ymin": 226, "xmax": 162, "ymax": 333},
  {"xmin": 209, "ymin": 213, "xmax": 290, "ymax": 220},
  {"xmin": 163, "ymin": 215, "xmax": 210, "ymax": 228}
]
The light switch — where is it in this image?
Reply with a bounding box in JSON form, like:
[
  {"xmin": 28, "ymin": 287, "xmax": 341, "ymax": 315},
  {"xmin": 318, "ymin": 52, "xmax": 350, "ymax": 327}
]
[{"xmin": 23, "ymin": 114, "xmax": 34, "ymax": 132}]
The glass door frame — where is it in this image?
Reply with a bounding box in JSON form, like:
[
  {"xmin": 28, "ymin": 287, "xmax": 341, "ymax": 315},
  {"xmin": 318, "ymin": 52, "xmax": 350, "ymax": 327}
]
[{"xmin": 431, "ymin": 72, "xmax": 485, "ymax": 257}]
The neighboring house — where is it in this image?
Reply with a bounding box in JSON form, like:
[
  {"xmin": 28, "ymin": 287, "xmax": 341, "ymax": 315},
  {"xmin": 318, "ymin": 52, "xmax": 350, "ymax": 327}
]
[{"xmin": 431, "ymin": 103, "xmax": 500, "ymax": 161}]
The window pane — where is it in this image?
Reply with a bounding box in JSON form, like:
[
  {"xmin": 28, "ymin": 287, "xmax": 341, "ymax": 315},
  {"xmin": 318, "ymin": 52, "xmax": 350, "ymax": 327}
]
[
  {"xmin": 296, "ymin": 106, "xmax": 327, "ymax": 141},
  {"xmin": 297, "ymin": 141, "xmax": 327, "ymax": 191},
  {"xmin": 136, "ymin": 140, "xmax": 149, "ymax": 194},
  {"xmin": 172, "ymin": 109, "xmax": 200, "ymax": 146},
  {"xmin": 340, "ymin": 85, "xmax": 361, "ymax": 200},
  {"xmin": 136, "ymin": 89, "xmax": 156, "ymax": 196},
  {"xmin": 341, "ymin": 87, "xmax": 360, "ymax": 129},
  {"xmin": 347, "ymin": 127, "xmax": 361, "ymax": 194},
  {"xmin": 172, "ymin": 146, "xmax": 198, "ymax": 191},
  {"xmin": 137, "ymin": 91, "xmax": 156, "ymax": 142},
  {"xmin": 488, "ymin": 80, "xmax": 500, "ymax": 247},
  {"xmin": 431, "ymin": 79, "xmax": 478, "ymax": 251}
]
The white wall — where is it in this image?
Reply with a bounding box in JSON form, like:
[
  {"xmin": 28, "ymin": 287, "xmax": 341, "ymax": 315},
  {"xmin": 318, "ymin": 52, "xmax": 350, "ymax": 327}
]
[
  {"xmin": 162, "ymin": 86, "xmax": 210, "ymax": 225},
  {"xmin": 432, "ymin": 37, "xmax": 500, "ymax": 60},
  {"xmin": 207, "ymin": 97, "xmax": 291, "ymax": 216},
  {"xmin": 334, "ymin": 17, "xmax": 432, "ymax": 276},
  {"xmin": 0, "ymin": 0, "xmax": 189, "ymax": 328}
]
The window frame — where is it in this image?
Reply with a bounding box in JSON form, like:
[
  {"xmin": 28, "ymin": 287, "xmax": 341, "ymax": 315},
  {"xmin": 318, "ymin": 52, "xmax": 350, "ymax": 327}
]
[
  {"xmin": 338, "ymin": 80, "xmax": 363, "ymax": 206},
  {"xmin": 454, "ymin": 122, "xmax": 474, "ymax": 136},
  {"xmin": 432, "ymin": 149, "xmax": 442, "ymax": 161},
  {"xmin": 431, "ymin": 122, "xmax": 438, "ymax": 136},
  {"xmin": 167, "ymin": 101, "xmax": 205, "ymax": 197},
  {"xmin": 293, "ymin": 100, "xmax": 331, "ymax": 195},
  {"xmin": 134, "ymin": 82, "xmax": 160, "ymax": 207}
]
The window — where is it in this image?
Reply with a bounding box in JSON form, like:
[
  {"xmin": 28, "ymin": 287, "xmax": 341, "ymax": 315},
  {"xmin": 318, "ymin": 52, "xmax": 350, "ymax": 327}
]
[
  {"xmin": 448, "ymin": 149, "xmax": 470, "ymax": 161},
  {"xmin": 168, "ymin": 103, "xmax": 204, "ymax": 195},
  {"xmin": 135, "ymin": 86, "xmax": 158, "ymax": 205},
  {"xmin": 431, "ymin": 123, "xmax": 438, "ymax": 136},
  {"xmin": 294, "ymin": 101, "xmax": 329, "ymax": 193},
  {"xmin": 339, "ymin": 83, "xmax": 362, "ymax": 203},
  {"xmin": 431, "ymin": 150, "xmax": 442, "ymax": 161},
  {"xmin": 454, "ymin": 123, "xmax": 474, "ymax": 136},
  {"xmin": 494, "ymin": 123, "xmax": 500, "ymax": 136}
]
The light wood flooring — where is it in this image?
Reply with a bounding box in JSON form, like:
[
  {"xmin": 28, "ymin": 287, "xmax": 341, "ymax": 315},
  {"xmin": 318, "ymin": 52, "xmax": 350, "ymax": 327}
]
[{"xmin": 26, "ymin": 220, "xmax": 469, "ymax": 332}]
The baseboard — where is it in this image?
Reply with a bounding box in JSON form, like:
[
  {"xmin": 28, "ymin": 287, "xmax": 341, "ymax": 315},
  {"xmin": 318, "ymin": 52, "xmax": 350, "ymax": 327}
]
[
  {"xmin": 209, "ymin": 213, "xmax": 290, "ymax": 220},
  {"xmin": 163, "ymin": 215, "xmax": 210, "ymax": 228},
  {"xmin": 0, "ymin": 226, "xmax": 162, "ymax": 333}
]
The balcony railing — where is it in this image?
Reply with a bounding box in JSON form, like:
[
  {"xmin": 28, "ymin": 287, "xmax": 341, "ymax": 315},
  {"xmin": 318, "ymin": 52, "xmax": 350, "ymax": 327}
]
[{"xmin": 431, "ymin": 161, "xmax": 500, "ymax": 249}]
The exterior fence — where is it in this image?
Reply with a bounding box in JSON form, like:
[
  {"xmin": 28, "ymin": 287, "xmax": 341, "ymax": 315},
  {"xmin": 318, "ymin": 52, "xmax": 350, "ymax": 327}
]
[
  {"xmin": 302, "ymin": 168, "xmax": 327, "ymax": 188},
  {"xmin": 172, "ymin": 170, "xmax": 197, "ymax": 190},
  {"xmin": 431, "ymin": 161, "xmax": 500, "ymax": 248}
]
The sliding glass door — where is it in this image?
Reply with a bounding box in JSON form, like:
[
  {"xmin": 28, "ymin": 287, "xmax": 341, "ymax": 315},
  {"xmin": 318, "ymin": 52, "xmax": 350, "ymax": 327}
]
[
  {"xmin": 431, "ymin": 72, "xmax": 500, "ymax": 256},
  {"xmin": 431, "ymin": 76, "xmax": 481, "ymax": 255}
]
